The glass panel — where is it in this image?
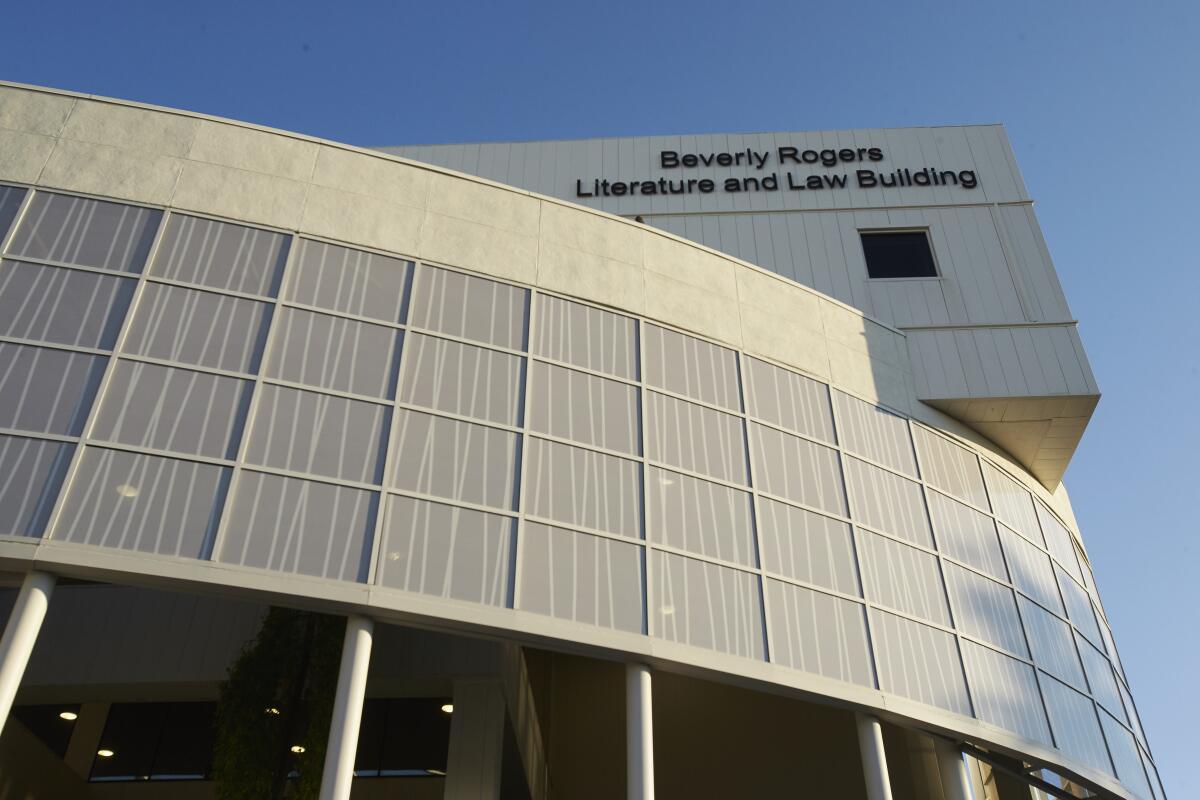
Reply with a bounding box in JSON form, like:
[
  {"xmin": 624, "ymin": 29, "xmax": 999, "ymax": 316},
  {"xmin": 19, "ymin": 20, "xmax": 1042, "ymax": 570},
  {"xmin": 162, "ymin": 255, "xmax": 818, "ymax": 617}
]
[
  {"xmin": 861, "ymin": 231, "xmax": 937, "ymax": 279},
  {"xmin": 1000, "ymin": 525, "xmax": 1064, "ymax": 615},
  {"xmin": 285, "ymin": 239, "xmax": 412, "ymax": 323},
  {"xmin": 758, "ymin": 497, "xmax": 858, "ymax": 595},
  {"xmin": 858, "ymin": 530, "xmax": 951, "ymax": 626},
  {"xmin": 529, "ymin": 361, "xmax": 638, "ymax": 455},
  {"xmin": 1076, "ymin": 632, "xmax": 1124, "ymax": 720},
  {"xmin": 844, "ymin": 456, "xmax": 931, "ymax": 547},
  {"xmin": 245, "ymin": 385, "xmax": 389, "ymax": 484},
  {"xmin": 1038, "ymin": 501, "xmax": 1083, "ymax": 581},
  {"xmin": 749, "ymin": 422, "xmax": 844, "ymax": 514},
  {"xmin": 219, "ymin": 471, "xmax": 376, "ymax": 582},
  {"xmin": 982, "ymin": 462, "xmax": 1043, "ymax": 546},
  {"xmin": 642, "ymin": 323, "xmax": 740, "ymax": 411},
  {"xmin": 912, "ymin": 427, "xmax": 988, "ymax": 510},
  {"xmin": 927, "ymin": 490, "xmax": 1007, "ymax": 580},
  {"xmin": 959, "ymin": 640, "xmax": 1052, "ymax": 745},
  {"xmin": 9, "ymin": 192, "xmax": 159, "ymax": 273},
  {"xmin": 399, "ymin": 333, "xmax": 524, "ymax": 426},
  {"xmin": 0, "ymin": 185, "xmax": 25, "ymax": 241},
  {"xmin": 0, "ymin": 343, "xmax": 105, "ymax": 435},
  {"xmin": 833, "ymin": 391, "xmax": 916, "ymax": 476},
  {"xmin": 0, "ymin": 260, "xmax": 134, "ymax": 348},
  {"xmin": 409, "ymin": 264, "xmax": 528, "ymax": 349},
  {"xmin": 152, "ymin": 213, "xmax": 288, "ymax": 296},
  {"xmin": 533, "ymin": 294, "xmax": 636, "ymax": 379},
  {"xmin": 518, "ymin": 522, "xmax": 643, "ymax": 634},
  {"xmin": 766, "ymin": 579, "xmax": 873, "ymax": 687},
  {"xmin": 647, "ymin": 467, "xmax": 755, "ymax": 567},
  {"xmin": 743, "ymin": 356, "xmax": 835, "ymax": 444},
  {"xmin": 0, "ymin": 434, "xmax": 73, "ymax": 538},
  {"xmin": 1057, "ymin": 564, "xmax": 1102, "ymax": 648},
  {"xmin": 1039, "ymin": 674, "xmax": 1114, "ymax": 777},
  {"xmin": 56, "ymin": 448, "xmax": 229, "ymax": 558},
  {"xmin": 379, "ymin": 495, "xmax": 512, "ymax": 606},
  {"xmin": 1099, "ymin": 711, "xmax": 1153, "ymax": 799},
  {"xmin": 1020, "ymin": 597, "xmax": 1086, "ymax": 690},
  {"xmin": 391, "ymin": 409, "xmax": 520, "ymax": 511},
  {"xmin": 653, "ymin": 550, "xmax": 764, "ymax": 660},
  {"xmin": 943, "ymin": 562, "xmax": 1028, "ymax": 657},
  {"xmin": 265, "ymin": 306, "xmax": 403, "ymax": 398},
  {"xmin": 525, "ymin": 438, "xmax": 641, "ymax": 539},
  {"xmin": 92, "ymin": 361, "xmax": 252, "ymax": 459},
  {"xmin": 123, "ymin": 283, "xmax": 273, "ymax": 374},
  {"xmin": 648, "ymin": 392, "xmax": 748, "ymax": 485},
  {"xmin": 870, "ymin": 608, "xmax": 972, "ymax": 716}
]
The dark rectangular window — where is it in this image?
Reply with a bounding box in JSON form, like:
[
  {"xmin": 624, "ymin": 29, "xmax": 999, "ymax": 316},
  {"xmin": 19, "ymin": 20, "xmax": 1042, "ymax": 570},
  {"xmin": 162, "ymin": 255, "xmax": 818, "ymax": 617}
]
[
  {"xmin": 91, "ymin": 702, "xmax": 215, "ymax": 782},
  {"xmin": 860, "ymin": 231, "xmax": 938, "ymax": 279},
  {"xmin": 354, "ymin": 697, "xmax": 453, "ymax": 777}
]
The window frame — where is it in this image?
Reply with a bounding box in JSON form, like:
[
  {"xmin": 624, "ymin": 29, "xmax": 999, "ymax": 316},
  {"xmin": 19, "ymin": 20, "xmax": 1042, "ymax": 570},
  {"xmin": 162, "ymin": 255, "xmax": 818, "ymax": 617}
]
[{"xmin": 858, "ymin": 228, "xmax": 942, "ymax": 281}]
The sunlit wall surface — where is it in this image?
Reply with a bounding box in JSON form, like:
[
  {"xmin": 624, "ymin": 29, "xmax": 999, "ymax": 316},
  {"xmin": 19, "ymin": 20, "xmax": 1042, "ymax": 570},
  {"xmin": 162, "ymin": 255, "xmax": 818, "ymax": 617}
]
[{"xmin": 0, "ymin": 178, "xmax": 1161, "ymax": 799}]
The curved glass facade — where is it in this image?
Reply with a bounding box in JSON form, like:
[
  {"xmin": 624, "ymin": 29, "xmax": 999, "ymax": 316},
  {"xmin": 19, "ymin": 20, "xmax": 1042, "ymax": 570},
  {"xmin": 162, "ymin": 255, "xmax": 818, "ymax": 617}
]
[{"xmin": 0, "ymin": 182, "xmax": 1161, "ymax": 799}]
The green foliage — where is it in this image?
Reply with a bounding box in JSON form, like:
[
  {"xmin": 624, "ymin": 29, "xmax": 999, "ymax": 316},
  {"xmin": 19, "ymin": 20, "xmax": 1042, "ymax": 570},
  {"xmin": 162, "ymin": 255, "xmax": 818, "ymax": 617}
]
[{"xmin": 213, "ymin": 608, "xmax": 344, "ymax": 800}]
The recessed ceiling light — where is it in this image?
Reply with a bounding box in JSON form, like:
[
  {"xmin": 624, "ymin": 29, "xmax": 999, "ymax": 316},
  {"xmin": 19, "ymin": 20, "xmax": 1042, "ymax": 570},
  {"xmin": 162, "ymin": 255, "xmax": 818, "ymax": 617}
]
[
  {"xmin": 290, "ymin": 745, "xmax": 306, "ymax": 754},
  {"xmin": 59, "ymin": 711, "xmax": 78, "ymax": 721},
  {"xmin": 440, "ymin": 703, "xmax": 454, "ymax": 714},
  {"xmin": 115, "ymin": 484, "xmax": 138, "ymax": 498},
  {"xmin": 97, "ymin": 749, "xmax": 114, "ymax": 758},
  {"xmin": 264, "ymin": 707, "xmax": 281, "ymax": 716}
]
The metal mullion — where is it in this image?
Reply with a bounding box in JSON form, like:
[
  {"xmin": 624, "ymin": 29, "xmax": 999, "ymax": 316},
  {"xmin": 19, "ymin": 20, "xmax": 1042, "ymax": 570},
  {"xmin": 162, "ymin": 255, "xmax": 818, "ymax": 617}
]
[
  {"xmin": 510, "ymin": 286, "xmax": 538, "ymax": 611},
  {"xmin": 861, "ymin": 595, "xmax": 965, "ymax": 640},
  {"xmin": 366, "ymin": 264, "xmax": 416, "ymax": 588},
  {"xmin": 737, "ymin": 351, "xmax": 773, "ymax": 664},
  {"xmin": 277, "ymin": 298, "xmax": 407, "ymax": 332},
  {"xmin": 395, "ymin": 402, "xmax": 523, "ymax": 437},
  {"xmin": 827, "ymin": 382, "xmax": 884, "ymax": 691},
  {"xmin": 259, "ymin": 375, "xmax": 395, "ymax": 409},
  {"xmin": 0, "ymin": 186, "xmax": 37, "ymax": 254},
  {"xmin": 206, "ymin": 232, "xmax": 301, "ymax": 564},
  {"xmin": 387, "ymin": 488, "xmax": 519, "ymax": 521},
  {"xmin": 743, "ymin": 412, "xmax": 837, "ymax": 452},
  {"xmin": 0, "ymin": 427, "xmax": 79, "ymax": 445},
  {"xmin": 41, "ymin": 209, "xmax": 172, "ymax": 543},
  {"xmin": 1011, "ymin": 587, "xmax": 1062, "ymax": 751},
  {"xmin": 637, "ymin": 318, "xmax": 653, "ymax": 638},
  {"xmin": 922, "ymin": 479, "xmax": 995, "ymax": 521},
  {"xmin": 406, "ymin": 325, "xmax": 528, "ymax": 360},
  {"xmin": 525, "ymin": 430, "xmax": 641, "ymax": 466},
  {"xmin": 761, "ymin": 567, "xmax": 867, "ymax": 607},
  {"xmin": 144, "ymin": 273, "xmax": 276, "ymax": 304},
  {"xmin": 235, "ymin": 463, "xmax": 384, "ymax": 494},
  {"xmin": 0, "ymin": 335, "xmax": 109, "ymax": 357},
  {"xmin": 116, "ymin": 351, "xmax": 257, "ymax": 383},
  {"xmin": 76, "ymin": 440, "xmax": 234, "ymax": 470},
  {"xmin": 909, "ymin": 417, "xmax": 975, "ymax": 716},
  {"xmin": 529, "ymin": 352, "xmax": 640, "ymax": 391},
  {"xmin": 643, "ymin": 539, "xmax": 761, "ymax": 578},
  {"xmin": 641, "ymin": 382, "xmax": 743, "ymax": 419},
  {"xmin": 522, "ymin": 513, "xmax": 644, "ymax": 548},
  {"xmin": 1, "ymin": 253, "xmax": 148, "ymax": 282}
]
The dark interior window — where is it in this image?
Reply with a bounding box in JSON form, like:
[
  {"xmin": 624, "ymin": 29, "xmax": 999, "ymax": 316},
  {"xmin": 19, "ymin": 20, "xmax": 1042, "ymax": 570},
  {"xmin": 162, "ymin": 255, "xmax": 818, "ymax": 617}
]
[
  {"xmin": 860, "ymin": 231, "xmax": 938, "ymax": 278},
  {"xmin": 91, "ymin": 701, "xmax": 215, "ymax": 781},
  {"xmin": 11, "ymin": 704, "xmax": 80, "ymax": 758},
  {"xmin": 354, "ymin": 697, "xmax": 453, "ymax": 777}
]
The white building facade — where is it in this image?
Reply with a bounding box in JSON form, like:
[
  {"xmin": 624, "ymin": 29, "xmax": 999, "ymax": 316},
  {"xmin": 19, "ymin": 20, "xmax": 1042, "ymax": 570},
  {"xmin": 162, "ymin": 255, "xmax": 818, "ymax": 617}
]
[{"xmin": 0, "ymin": 82, "xmax": 1161, "ymax": 800}]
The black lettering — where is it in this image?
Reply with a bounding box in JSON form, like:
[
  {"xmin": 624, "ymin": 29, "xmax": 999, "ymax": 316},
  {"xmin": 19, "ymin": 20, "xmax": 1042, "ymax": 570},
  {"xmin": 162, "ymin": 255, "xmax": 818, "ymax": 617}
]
[
  {"xmin": 576, "ymin": 179, "xmax": 595, "ymax": 197},
  {"xmin": 762, "ymin": 173, "xmax": 779, "ymax": 190},
  {"xmin": 612, "ymin": 181, "xmax": 627, "ymax": 196},
  {"xmin": 868, "ymin": 147, "xmax": 884, "ymax": 161},
  {"xmin": 725, "ymin": 177, "xmax": 743, "ymax": 192},
  {"xmin": 661, "ymin": 151, "xmax": 679, "ymax": 169},
  {"xmin": 824, "ymin": 174, "xmax": 848, "ymax": 189},
  {"xmin": 698, "ymin": 179, "xmax": 715, "ymax": 193},
  {"xmin": 913, "ymin": 168, "xmax": 931, "ymax": 187},
  {"xmin": 960, "ymin": 170, "xmax": 978, "ymax": 189},
  {"xmin": 820, "ymin": 149, "xmax": 838, "ymax": 167},
  {"xmin": 700, "ymin": 153, "xmax": 715, "ymax": 166},
  {"xmin": 802, "ymin": 149, "xmax": 820, "ymax": 164},
  {"xmin": 856, "ymin": 170, "xmax": 877, "ymax": 188},
  {"xmin": 857, "ymin": 148, "xmax": 867, "ymax": 160},
  {"xmin": 806, "ymin": 175, "xmax": 824, "ymax": 189},
  {"xmin": 778, "ymin": 146, "xmax": 801, "ymax": 164},
  {"xmin": 744, "ymin": 177, "xmax": 760, "ymax": 191},
  {"xmin": 939, "ymin": 170, "xmax": 958, "ymax": 186},
  {"xmin": 717, "ymin": 153, "xmax": 733, "ymax": 167},
  {"xmin": 839, "ymin": 148, "xmax": 856, "ymax": 162},
  {"xmin": 787, "ymin": 172, "xmax": 805, "ymax": 190},
  {"xmin": 640, "ymin": 181, "xmax": 657, "ymax": 195},
  {"xmin": 682, "ymin": 154, "xmax": 698, "ymax": 167}
]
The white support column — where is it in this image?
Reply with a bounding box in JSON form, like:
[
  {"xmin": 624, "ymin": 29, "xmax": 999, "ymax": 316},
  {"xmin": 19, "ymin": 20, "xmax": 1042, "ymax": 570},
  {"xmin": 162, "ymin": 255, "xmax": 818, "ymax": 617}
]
[
  {"xmin": 856, "ymin": 713, "xmax": 894, "ymax": 800},
  {"xmin": 935, "ymin": 739, "xmax": 975, "ymax": 800},
  {"xmin": 626, "ymin": 663, "xmax": 655, "ymax": 800},
  {"xmin": 0, "ymin": 571, "xmax": 55, "ymax": 733},
  {"xmin": 444, "ymin": 680, "xmax": 506, "ymax": 800},
  {"xmin": 318, "ymin": 615, "xmax": 374, "ymax": 800}
]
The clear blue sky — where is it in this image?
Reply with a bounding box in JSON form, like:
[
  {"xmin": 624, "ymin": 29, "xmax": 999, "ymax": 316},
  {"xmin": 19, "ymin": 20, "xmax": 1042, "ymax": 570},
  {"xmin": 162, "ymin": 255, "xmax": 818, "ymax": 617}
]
[{"xmin": 7, "ymin": 1, "xmax": 1196, "ymax": 795}]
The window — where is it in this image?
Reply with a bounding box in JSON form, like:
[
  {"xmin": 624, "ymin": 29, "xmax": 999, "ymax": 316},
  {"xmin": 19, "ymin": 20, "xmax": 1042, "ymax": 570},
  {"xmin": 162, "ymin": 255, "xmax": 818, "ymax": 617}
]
[
  {"xmin": 860, "ymin": 231, "xmax": 938, "ymax": 278},
  {"xmin": 354, "ymin": 698, "xmax": 453, "ymax": 777},
  {"xmin": 91, "ymin": 702, "xmax": 216, "ymax": 781}
]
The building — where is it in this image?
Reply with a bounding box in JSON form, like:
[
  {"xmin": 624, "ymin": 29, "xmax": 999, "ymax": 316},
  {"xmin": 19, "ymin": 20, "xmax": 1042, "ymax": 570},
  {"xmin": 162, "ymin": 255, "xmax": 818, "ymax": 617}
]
[{"xmin": 0, "ymin": 81, "xmax": 1163, "ymax": 800}]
